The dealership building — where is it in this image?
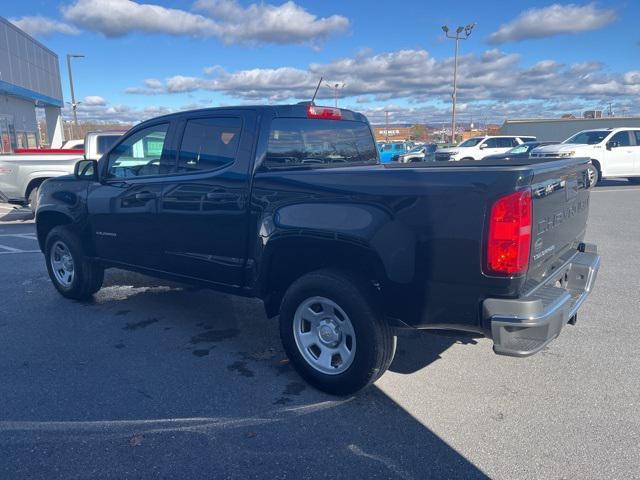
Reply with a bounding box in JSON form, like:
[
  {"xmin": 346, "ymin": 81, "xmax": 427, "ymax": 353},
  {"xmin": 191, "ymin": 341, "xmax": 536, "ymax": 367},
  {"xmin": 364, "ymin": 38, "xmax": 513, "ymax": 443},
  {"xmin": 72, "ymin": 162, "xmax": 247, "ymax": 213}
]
[
  {"xmin": 500, "ymin": 116, "xmax": 640, "ymax": 142},
  {"xmin": 0, "ymin": 16, "xmax": 64, "ymax": 152}
]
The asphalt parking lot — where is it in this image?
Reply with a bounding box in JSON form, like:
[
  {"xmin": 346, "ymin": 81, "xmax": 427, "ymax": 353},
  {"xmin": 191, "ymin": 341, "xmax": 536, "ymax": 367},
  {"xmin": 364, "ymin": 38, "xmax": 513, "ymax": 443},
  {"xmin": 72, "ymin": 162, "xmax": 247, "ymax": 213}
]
[{"xmin": 1, "ymin": 180, "xmax": 639, "ymax": 479}]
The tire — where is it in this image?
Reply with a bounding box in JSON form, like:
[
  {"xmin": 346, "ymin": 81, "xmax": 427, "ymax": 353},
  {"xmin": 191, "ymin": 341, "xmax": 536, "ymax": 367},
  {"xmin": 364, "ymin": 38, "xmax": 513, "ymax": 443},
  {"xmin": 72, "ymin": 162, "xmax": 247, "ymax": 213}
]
[
  {"xmin": 27, "ymin": 186, "xmax": 39, "ymax": 211},
  {"xmin": 628, "ymin": 177, "xmax": 640, "ymax": 185},
  {"xmin": 279, "ymin": 269, "xmax": 395, "ymax": 395},
  {"xmin": 586, "ymin": 164, "xmax": 599, "ymax": 187},
  {"xmin": 45, "ymin": 226, "xmax": 104, "ymax": 300},
  {"xmin": 460, "ymin": 157, "xmax": 475, "ymax": 161}
]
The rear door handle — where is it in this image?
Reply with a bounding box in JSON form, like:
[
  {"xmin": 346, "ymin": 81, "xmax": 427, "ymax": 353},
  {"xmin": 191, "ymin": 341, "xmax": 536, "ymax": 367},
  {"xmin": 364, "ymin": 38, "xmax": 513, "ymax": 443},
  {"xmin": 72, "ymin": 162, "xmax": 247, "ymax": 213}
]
[{"xmin": 135, "ymin": 192, "xmax": 157, "ymax": 201}]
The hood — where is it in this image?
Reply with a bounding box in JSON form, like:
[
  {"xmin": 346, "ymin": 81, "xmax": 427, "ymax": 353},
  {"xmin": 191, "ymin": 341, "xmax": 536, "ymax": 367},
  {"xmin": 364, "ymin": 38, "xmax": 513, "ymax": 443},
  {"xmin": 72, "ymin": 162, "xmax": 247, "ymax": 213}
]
[
  {"xmin": 532, "ymin": 143, "xmax": 586, "ymax": 154},
  {"xmin": 437, "ymin": 147, "xmax": 462, "ymax": 154}
]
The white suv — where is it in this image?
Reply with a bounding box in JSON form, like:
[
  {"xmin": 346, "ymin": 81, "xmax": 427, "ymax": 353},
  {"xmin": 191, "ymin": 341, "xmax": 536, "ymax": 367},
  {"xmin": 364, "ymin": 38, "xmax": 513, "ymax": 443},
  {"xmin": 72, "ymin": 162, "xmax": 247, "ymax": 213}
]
[
  {"xmin": 531, "ymin": 128, "xmax": 640, "ymax": 186},
  {"xmin": 435, "ymin": 136, "xmax": 536, "ymax": 162}
]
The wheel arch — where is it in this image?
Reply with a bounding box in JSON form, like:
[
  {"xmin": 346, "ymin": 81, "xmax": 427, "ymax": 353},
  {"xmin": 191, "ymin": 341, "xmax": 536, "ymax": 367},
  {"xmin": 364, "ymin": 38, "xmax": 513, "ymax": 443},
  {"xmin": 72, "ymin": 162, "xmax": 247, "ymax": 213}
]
[
  {"xmin": 259, "ymin": 237, "xmax": 388, "ymax": 319},
  {"xmin": 36, "ymin": 210, "xmax": 73, "ymax": 252}
]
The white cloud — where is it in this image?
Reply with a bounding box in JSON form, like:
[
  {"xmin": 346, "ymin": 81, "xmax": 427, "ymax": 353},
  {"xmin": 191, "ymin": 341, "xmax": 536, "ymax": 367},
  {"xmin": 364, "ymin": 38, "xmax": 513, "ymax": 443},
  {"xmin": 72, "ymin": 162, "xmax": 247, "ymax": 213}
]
[
  {"xmin": 125, "ymin": 48, "xmax": 640, "ymax": 103},
  {"xmin": 193, "ymin": 0, "xmax": 349, "ymax": 45},
  {"xmin": 62, "ymin": 0, "xmax": 217, "ymax": 38},
  {"xmin": 82, "ymin": 95, "xmax": 107, "ymax": 106},
  {"xmin": 487, "ymin": 3, "xmax": 617, "ymax": 44},
  {"xmin": 59, "ymin": 0, "xmax": 347, "ymax": 46},
  {"xmin": 9, "ymin": 16, "xmax": 80, "ymax": 37}
]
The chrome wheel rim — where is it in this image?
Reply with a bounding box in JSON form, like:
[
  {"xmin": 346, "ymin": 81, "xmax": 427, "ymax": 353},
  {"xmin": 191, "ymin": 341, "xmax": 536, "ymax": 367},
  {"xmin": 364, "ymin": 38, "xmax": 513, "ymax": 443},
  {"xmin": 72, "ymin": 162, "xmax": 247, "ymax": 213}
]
[
  {"xmin": 50, "ymin": 240, "xmax": 75, "ymax": 288},
  {"xmin": 293, "ymin": 296, "xmax": 356, "ymax": 375},
  {"xmin": 587, "ymin": 165, "xmax": 597, "ymax": 186}
]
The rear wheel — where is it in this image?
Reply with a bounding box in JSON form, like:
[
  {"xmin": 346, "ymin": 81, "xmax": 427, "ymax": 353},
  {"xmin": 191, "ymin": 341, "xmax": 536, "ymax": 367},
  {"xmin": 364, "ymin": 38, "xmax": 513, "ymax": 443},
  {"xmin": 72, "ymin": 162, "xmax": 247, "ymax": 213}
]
[
  {"xmin": 45, "ymin": 226, "xmax": 104, "ymax": 300},
  {"xmin": 279, "ymin": 269, "xmax": 395, "ymax": 395}
]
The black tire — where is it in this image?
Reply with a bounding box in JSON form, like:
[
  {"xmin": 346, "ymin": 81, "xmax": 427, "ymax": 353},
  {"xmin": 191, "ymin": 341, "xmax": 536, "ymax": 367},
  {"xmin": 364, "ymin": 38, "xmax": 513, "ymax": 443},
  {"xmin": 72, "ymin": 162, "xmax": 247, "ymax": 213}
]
[
  {"xmin": 45, "ymin": 226, "xmax": 104, "ymax": 300},
  {"xmin": 27, "ymin": 185, "xmax": 39, "ymax": 211},
  {"xmin": 279, "ymin": 269, "xmax": 395, "ymax": 395},
  {"xmin": 460, "ymin": 157, "xmax": 475, "ymax": 161},
  {"xmin": 628, "ymin": 177, "xmax": 640, "ymax": 185}
]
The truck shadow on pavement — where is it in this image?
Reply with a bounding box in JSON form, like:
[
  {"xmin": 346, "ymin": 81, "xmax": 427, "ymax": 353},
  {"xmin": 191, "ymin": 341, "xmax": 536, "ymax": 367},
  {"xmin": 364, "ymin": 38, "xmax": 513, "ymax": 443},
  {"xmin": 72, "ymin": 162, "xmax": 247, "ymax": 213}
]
[{"xmin": 0, "ymin": 266, "xmax": 488, "ymax": 479}]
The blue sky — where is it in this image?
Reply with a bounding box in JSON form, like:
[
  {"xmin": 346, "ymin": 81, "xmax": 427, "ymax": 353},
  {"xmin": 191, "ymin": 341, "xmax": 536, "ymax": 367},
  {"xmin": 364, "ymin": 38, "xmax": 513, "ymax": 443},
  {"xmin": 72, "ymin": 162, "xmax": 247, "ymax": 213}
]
[{"xmin": 4, "ymin": 0, "xmax": 638, "ymax": 125}]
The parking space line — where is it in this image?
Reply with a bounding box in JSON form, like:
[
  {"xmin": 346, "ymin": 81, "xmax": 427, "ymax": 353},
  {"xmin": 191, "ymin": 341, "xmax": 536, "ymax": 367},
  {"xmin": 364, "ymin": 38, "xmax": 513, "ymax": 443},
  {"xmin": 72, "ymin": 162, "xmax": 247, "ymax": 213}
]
[
  {"xmin": 0, "ymin": 234, "xmax": 37, "ymax": 239},
  {"xmin": 592, "ymin": 188, "xmax": 640, "ymax": 193},
  {"xmin": 0, "ymin": 244, "xmax": 23, "ymax": 252},
  {"xmin": 0, "ymin": 250, "xmax": 40, "ymax": 255}
]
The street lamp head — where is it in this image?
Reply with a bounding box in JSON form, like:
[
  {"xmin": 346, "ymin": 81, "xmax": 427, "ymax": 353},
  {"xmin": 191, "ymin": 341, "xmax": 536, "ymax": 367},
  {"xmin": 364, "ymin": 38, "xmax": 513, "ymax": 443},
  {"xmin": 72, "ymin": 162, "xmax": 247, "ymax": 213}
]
[
  {"xmin": 441, "ymin": 25, "xmax": 449, "ymax": 33},
  {"xmin": 464, "ymin": 23, "xmax": 476, "ymax": 36},
  {"xmin": 456, "ymin": 26, "xmax": 464, "ymax": 34},
  {"xmin": 67, "ymin": 53, "xmax": 85, "ymax": 58}
]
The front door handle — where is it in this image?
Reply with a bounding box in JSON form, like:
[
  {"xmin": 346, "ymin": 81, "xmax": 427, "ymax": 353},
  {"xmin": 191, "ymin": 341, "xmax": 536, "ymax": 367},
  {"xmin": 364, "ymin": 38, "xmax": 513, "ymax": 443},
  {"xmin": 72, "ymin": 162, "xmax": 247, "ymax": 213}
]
[
  {"xmin": 135, "ymin": 192, "xmax": 157, "ymax": 201},
  {"xmin": 206, "ymin": 189, "xmax": 227, "ymax": 200}
]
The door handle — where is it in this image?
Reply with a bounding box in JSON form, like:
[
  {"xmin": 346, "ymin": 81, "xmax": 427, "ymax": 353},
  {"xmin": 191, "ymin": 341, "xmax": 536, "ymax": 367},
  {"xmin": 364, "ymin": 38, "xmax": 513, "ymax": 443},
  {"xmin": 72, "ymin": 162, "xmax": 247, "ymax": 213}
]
[
  {"xmin": 206, "ymin": 189, "xmax": 227, "ymax": 200},
  {"xmin": 135, "ymin": 192, "xmax": 157, "ymax": 201}
]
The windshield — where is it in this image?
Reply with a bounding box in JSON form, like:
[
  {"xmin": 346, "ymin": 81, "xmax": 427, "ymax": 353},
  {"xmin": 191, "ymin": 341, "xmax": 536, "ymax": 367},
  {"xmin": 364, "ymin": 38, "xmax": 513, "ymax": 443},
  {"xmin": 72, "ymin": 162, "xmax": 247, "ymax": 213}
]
[
  {"xmin": 458, "ymin": 138, "xmax": 483, "ymax": 148},
  {"xmin": 564, "ymin": 131, "xmax": 609, "ymax": 145},
  {"xmin": 506, "ymin": 144, "xmax": 530, "ymax": 155}
]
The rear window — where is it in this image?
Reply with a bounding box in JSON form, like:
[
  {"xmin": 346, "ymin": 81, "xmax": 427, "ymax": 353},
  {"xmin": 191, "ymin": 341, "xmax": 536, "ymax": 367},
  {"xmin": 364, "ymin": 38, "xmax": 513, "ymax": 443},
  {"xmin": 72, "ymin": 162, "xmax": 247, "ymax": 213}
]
[
  {"xmin": 264, "ymin": 118, "xmax": 378, "ymax": 169},
  {"xmin": 96, "ymin": 135, "xmax": 120, "ymax": 155}
]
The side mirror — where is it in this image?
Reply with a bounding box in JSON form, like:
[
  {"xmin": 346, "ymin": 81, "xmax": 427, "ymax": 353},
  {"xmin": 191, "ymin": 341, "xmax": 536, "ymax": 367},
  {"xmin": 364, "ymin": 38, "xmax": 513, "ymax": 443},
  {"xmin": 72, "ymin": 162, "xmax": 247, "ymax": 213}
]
[
  {"xmin": 74, "ymin": 159, "xmax": 99, "ymax": 181},
  {"xmin": 606, "ymin": 141, "xmax": 617, "ymax": 150},
  {"xmin": 479, "ymin": 144, "xmax": 487, "ymax": 149}
]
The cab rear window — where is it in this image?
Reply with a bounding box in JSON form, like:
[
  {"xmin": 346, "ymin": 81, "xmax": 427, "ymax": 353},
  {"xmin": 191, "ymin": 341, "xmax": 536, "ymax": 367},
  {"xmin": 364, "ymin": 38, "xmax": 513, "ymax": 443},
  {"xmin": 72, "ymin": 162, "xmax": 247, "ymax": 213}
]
[{"xmin": 264, "ymin": 119, "xmax": 378, "ymax": 169}]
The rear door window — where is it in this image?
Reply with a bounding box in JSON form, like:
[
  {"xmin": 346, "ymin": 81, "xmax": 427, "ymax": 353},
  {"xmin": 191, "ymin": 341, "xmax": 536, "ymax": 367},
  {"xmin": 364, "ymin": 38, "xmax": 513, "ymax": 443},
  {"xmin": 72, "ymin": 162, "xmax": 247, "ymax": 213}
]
[
  {"xmin": 178, "ymin": 117, "xmax": 242, "ymax": 172},
  {"xmin": 264, "ymin": 119, "xmax": 378, "ymax": 169}
]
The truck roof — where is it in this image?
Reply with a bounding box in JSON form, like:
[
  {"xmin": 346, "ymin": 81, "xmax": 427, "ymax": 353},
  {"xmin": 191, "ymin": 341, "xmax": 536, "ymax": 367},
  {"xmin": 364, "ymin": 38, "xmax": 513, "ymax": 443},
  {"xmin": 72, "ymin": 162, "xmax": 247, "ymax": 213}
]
[{"xmin": 138, "ymin": 104, "xmax": 370, "ymax": 125}]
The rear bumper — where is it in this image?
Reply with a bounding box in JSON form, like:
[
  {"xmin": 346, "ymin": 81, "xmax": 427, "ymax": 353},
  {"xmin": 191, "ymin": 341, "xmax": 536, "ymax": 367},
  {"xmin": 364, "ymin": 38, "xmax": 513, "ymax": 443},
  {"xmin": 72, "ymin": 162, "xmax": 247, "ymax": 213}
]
[{"xmin": 483, "ymin": 244, "xmax": 600, "ymax": 357}]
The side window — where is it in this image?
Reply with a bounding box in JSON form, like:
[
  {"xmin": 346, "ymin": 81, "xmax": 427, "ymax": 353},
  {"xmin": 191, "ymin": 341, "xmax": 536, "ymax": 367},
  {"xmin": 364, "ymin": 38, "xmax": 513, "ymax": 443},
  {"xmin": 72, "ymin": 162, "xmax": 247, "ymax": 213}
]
[
  {"xmin": 483, "ymin": 138, "xmax": 499, "ymax": 148},
  {"xmin": 508, "ymin": 138, "xmax": 520, "ymax": 147},
  {"xmin": 107, "ymin": 124, "xmax": 170, "ymax": 178},
  {"xmin": 178, "ymin": 117, "xmax": 242, "ymax": 173},
  {"xmin": 610, "ymin": 131, "xmax": 631, "ymax": 147},
  {"xmin": 634, "ymin": 131, "xmax": 640, "ymax": 146}
]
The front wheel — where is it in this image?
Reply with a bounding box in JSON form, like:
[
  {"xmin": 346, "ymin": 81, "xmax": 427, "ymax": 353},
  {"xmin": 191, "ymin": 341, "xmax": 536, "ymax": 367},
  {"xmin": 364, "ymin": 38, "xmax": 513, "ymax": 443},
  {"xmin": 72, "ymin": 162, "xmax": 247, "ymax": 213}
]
[
  {"xmin": 45, "ymin": 226, "xmax": 104, "ymax": 300},
  {"xmin": 586, "ymin": 164, "xmax": 599, "ymax": 187},
  {"xmin": 279, "ymin": 269, "xmax": 395, "ymax": 395}
]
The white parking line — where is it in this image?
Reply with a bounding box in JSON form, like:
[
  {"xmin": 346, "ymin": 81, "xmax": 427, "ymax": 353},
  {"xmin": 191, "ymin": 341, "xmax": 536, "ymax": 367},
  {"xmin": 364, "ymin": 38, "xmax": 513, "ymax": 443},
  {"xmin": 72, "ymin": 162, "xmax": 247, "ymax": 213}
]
[
  {"xmin": 0, "ymin": 250, "xmax": 40, "ymax": 255},
  {"xmin": 592, "ymin": 188, "xmax": 640, "ymax": 193},
  {"xmin": 0, "ymin": 233, "xmax": 37, "ymax": 239}
]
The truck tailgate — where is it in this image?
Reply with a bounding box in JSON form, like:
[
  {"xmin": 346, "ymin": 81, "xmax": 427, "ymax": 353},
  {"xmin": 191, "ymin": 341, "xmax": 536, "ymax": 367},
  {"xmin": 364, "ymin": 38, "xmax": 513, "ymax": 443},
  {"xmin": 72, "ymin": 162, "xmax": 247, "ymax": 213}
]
[{"xmin": 527, "ymin": 158, "xmax": 591, "ymax": 282}]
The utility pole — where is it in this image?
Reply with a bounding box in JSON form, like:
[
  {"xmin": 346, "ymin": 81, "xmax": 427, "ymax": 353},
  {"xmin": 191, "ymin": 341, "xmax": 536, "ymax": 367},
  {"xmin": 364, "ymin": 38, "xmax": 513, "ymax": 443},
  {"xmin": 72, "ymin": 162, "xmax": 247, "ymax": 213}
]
[
  {"xmin": 66, "ymin": 53, "xmax": 84, "ymax": 134},
  {"xmin": 441, "ymin": 23, "xmax": 475, "ymax": 144},
  {"xmin": 385, "ymin": 110, "xmax": 390, "ymax": 142}
]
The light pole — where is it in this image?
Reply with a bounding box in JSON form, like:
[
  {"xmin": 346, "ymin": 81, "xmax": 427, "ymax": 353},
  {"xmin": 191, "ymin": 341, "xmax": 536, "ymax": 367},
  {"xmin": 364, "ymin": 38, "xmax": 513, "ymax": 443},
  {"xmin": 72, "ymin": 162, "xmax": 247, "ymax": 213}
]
[
  {"xmin": 442, "ymin": 23, "xmax": 474, "ymax": 144},
  {"xmin": 66, "ymin": 53, "xmax": 84, "ymax": 132},
  {"xmin": 324, "ymin": 82, "xmax": 346, "ymax": 107}
]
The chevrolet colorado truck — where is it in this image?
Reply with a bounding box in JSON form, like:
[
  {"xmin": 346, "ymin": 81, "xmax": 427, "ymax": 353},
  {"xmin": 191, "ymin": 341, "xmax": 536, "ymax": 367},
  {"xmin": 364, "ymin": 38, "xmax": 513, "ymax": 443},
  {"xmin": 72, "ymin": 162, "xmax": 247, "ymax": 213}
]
[
  {"xmin": 35, "ymin": 104, "xmax": 600, "ymax": 395},
  {"xmin": 0, "ymin": 131, "xmax": 124, "ymax": 209}
]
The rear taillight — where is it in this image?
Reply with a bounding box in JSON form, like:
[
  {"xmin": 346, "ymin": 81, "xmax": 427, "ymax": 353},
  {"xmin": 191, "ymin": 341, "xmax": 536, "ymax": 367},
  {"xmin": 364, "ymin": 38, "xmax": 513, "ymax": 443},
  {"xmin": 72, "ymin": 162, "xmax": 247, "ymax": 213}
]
[
  {"xmin": 306, "ymin": 104, "xmax": 342, "ymax": 120},
  {"xmin": 486, "ymin": 190, "xmax": 532, "ymax": 276}
]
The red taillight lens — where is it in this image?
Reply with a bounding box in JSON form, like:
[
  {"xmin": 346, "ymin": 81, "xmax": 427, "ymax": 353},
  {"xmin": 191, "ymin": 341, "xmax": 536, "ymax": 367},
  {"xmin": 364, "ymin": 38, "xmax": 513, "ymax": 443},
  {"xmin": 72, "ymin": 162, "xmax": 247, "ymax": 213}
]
[
  {"xmin": 486, "ymin": 190, "xmax": 532, "ymax": 276},
  {"xmin": 306, "ymin": 104, "xmax": 342, "ymax": 120}
]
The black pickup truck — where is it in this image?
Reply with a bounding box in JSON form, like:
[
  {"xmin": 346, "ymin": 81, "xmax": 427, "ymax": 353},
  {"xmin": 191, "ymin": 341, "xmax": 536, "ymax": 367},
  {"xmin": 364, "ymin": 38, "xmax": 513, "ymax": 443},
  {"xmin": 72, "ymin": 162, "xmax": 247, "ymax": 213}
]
[{"xmin": 35, "ymin": 104, "xmax": 600, "ymax": 394}]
